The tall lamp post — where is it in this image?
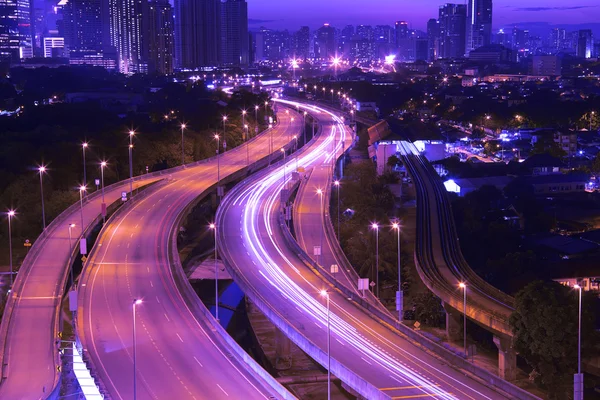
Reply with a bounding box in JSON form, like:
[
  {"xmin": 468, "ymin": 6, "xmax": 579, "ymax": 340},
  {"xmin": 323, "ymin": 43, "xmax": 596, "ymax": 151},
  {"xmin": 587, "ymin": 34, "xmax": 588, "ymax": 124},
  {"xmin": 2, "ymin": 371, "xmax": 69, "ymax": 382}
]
[
  {"xmin": 78, "ymin": 185, "xmax": 86, "ymax": 231},
  {"xmin": 210, "ymin": 224, "xmax": 219, "ymax": 321},
  {"xmin": 371, "ymin": 223, "xmax": 379, "ymax": 298},
  {"xmin": 100, "ymin": 161, "xmax": 107, "ymax": 222},
  {"xmin": 320, "ymin": 290, "xmax": 331, "ymax": 400},
  {"xmin": 38, "ymin": 165, "xmax": 47, "ymax": 230},
  {"xmin": 254, "ymin": 105, "xmax": 259, "ymax": 137},
  {"xmin": 459, "ymin": 282, "xmax": 467, "ymax": 356},
  {"xmin": 392, "ymin": 222, "xmax": 402, "ymax": 321},
  {"xmin": 222, "ymin": 116, "xmax": 227, "ymax": 149},
  {"xmin": 82, "ymin": 142, "xmax": 88, "ymax": 194},
  {"xmin": 7, "ymin": 210, "xmax": 15, "ymax": 288},
  {"xmin": 591, "ymin": 111, "xmax": 596, "ymax": 132},
  {"xmin": 132, "ymin": 299, "xmax": 142, "ymax": 400},
  {"xmin": 333, "ymin": 181, "xmax": 340, "ymax": 239},
  {"xmin": 128, "ymin": 131, "xmax": 135, "ymax": 197},
  {"xmin": 574, "ymin": 284, "xmax": 583, "ymax": 400},
  {"xmin": 317, "ymin": 189, "xmax": 324, "ymax": 265},
  {"xmin": 303, "ymin": 111, "xmax": 308, "ymax": 144},
  {"xmin": 180, "ymin": 123, "xmax": 186, "ymax": 165},
  {"xmin": 68, "ymin": 223, "xmax": 76, "ymax": 287}
]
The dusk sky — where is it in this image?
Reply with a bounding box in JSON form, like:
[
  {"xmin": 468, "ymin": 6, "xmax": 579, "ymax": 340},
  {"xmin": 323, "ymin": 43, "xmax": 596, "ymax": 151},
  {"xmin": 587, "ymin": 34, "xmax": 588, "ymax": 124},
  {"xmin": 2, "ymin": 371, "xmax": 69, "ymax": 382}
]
[{"xmin": 248, "ymin": 0, "xmax": 600, "ymax": 32}]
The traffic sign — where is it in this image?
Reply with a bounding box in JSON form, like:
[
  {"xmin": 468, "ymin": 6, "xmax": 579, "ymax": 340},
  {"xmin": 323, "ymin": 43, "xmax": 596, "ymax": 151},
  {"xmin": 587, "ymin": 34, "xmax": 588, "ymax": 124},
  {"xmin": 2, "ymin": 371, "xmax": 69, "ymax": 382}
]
[
  {"xmin": 24, "ymin": 239, "xmax": 31, "ymax": 247},
  {"xmin": 414, "ymin": 321, "xmax": 421, "ymax": 330},
  {"xmin": 81, "ymin": 256, "xmax": 87, "ymax": 262},
  {"xmin": 95, "ymin": 179, "xmax": 100, "ymax": 186},
  {"xmin": 330, "ymin": 264, "xmax": 339, "ymax": 274},
  {"xmin": 121, "ymin": 191, "xmax": 128, "ymax": 202},
  {"xmin": 358, "ymin": 278, "xmax": 369, "ymax": 291},
  {"xmin": 313, "ymin": 246, "xmax": 321, "ymax": 256}
]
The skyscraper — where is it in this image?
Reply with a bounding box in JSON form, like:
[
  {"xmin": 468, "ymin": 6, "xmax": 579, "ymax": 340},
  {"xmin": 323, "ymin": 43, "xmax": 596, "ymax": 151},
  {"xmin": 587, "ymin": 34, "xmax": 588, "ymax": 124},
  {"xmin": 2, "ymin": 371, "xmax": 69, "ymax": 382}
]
[
  {"xmin": 221, "ymin": 0, "xmax": 248, "ymax": 65},
  {"xmin": 174, "ymin": 0, "xmax": 220, "ymax": 68},
  {"xmin": 466, "ymin": 0, "xmax": 492, "ymax": 54},
  {"xmin": 108, "ymin": 0, "xmax": 148, "ymax": 72},
  {"xmin": 577, "ymin": 30, "xmax": 593, "ymax": 59},
  {"xmin": 63, "ymin": 0, "xmax": 116, "ymax": 68},
  {"xmin": 427, "ymin": 18, "xmax": 439, "ymax": 61},
  {"xmin": 394, "ymin": 21, "xmax": 408, "ymax": 47},
  {"xmin": 147, "ymin": 0, "xmax": 174, "ymax": 74},
  {"xmin": 293, "ymin": 26, "xmax": 310, "ymax": 59},
  {"xmin": 314, "ymin": 23, "xmax": 336, "ymax": 60},
  {"xmin": 438, "ymin": 3, "xmax": 466, "ymax": 59},
  {"xmin": 0, "ymin": 0, "xmax": 34, "ymax": 61}
]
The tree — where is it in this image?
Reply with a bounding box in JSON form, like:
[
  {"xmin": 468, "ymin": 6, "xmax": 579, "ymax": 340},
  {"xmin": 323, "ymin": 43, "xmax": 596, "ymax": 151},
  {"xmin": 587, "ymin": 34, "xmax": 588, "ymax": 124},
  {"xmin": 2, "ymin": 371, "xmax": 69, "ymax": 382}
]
[
  {"xmin": 413, "ymin": 292, "xmax": 445, "ymax": 327},
  {"xmin": 510, "ymin": 280, "xmax": 599, "ymax": 397},
  {"xmin": 530, "ymin": 134, "xmax": 567, "ymax": 158},
  {"xmin": 591, "ymin": 152, "xmax": 600, "ymax": 174}
]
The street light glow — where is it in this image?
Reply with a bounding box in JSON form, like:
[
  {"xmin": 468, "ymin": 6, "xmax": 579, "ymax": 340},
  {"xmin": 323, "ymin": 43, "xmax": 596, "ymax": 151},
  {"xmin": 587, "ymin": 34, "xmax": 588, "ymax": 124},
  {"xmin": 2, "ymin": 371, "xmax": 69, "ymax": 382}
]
[
  {"xmin": 320, "ymin": 289, "xmax": 328, "ymax": 297},
  {"xmin": 134, "ymin": 299, "xmax": 142, "ymax": 305},
  {"xmin": 459, "ymin": 282, "xmax": 466, "ymax": 289},
  {"xmin": 79, "ymin": 185, "xmax": 87, "ymax": 192},
  {"xmin": 129, "ymin": 130, "xmax": 135, "ymax": 136},
  {"xmin": 8, "ymin": 210, "xmax": 15, "ymax": 217},
  {"xmin": 38, "ymin": 165, "xmax": 46, "ymax": 173},
  {"xmin": 371, "ymin": 223, "xmax": 379, "ymax": 230},
  {"xmin": 181, "ymin": 123, "xmax": 186, "ymax": 129},
  {"xmin": 333, "ymin": 180, "xmax": 340, "ymax": 186},
  {"xmin": 82, "ymin": 142, "xmax": 88, "ymax": 148},
  {"xmin": 70, "ymin": 223, "xmax": 76, "ymax": 228},
  {"xmin": 316, "ymin": 188, "xmax": 323, "ymax": 195},
  {"xmin": 392, "ymin": 222, "xmax": 400, "ymax": 230},
  {"xmin": 209, "ymin": 223, "xmax": 216, "ymax": 229},
  {"xmin": 101, "ymin": 161, "xmax": 107, "ymax": 167},
  {"xmin": 574, "ymin": 284, "xmax": 581, "ymax": 289}
]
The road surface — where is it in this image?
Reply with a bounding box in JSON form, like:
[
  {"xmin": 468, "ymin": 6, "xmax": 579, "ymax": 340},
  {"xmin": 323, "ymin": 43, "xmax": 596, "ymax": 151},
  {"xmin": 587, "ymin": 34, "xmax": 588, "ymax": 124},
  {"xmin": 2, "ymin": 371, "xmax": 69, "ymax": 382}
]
[
  {"xmin": 77, "ymin": 111, "xmax": 301, "ymax": 399},
  {"xmin": 218, "ymin": 101, "xmax": 510, "ymax": 400}
]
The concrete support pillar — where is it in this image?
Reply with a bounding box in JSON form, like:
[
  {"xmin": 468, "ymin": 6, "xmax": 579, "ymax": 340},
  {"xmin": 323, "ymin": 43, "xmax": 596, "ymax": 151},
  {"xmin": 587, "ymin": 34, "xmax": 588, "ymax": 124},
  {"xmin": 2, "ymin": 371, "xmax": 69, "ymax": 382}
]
[
  {"xmin": 442, "ymin": 302, "xmax": 462, "ymax": 342},
  {"xmin": 493, "ymin": 335, "xmax": 517, "ymax": 381},
  {"xmin": 275, "ymin": 329, "xmax": 292, "ymax": 370}
]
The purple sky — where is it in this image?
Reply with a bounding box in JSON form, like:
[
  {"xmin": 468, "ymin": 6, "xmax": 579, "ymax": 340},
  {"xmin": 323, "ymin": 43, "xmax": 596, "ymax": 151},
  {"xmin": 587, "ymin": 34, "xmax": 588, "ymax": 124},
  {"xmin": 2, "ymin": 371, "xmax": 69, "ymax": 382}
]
[{"xmin": 248, "ymin": 0, "xmax": 600, "ymax": 31}]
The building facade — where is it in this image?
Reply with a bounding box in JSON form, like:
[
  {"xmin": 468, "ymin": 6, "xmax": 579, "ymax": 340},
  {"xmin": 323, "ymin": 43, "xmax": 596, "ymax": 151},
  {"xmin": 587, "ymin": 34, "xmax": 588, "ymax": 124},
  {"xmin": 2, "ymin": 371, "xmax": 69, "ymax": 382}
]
[
  {"xmin": 0, "ymin": 0, "xmax": 34, "ymax": 61},
  {"xmin": 174, "ymin": 0, "xmax": 220, "ymax": 68},
  {"xmin": 147, "ymin": 0, "xmax": 173, "ymax": 74},
  {"xmin": 221, "ymin": 0, "xmax": 248, "ymax": 66},
  {"xmin": 466, "ymin": 0, "xmax": 492, "ymax": 54},
  {"xmin": 438, "ymin": 3, "xmax": 466, "ymax": 59},
  {"xmin": 108, "ymin": 0, "xmax": 147, "ymax": 72}
]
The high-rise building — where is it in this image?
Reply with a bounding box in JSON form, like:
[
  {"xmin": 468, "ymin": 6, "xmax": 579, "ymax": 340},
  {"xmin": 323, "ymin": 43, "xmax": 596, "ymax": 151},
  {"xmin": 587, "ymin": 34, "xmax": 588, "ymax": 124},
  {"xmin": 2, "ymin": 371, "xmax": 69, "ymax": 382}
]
[
  {"xmin": 315, "ymin": 23, "xmax": 336, "ymax": 60},
  {"xmin": 577, "ymin": 30, "xmax": 593, "ymax": 59},
  {"xmin": 174, "ymin": 0, "xmax": 220, "ymax": 68},
  {"xmin": 147, "ymin": 0, "xmax": 173, "ymax": 74},
  {"xmin": 374, "ymin": 25, "xmax": 393, "ymax": 44},
  {"xmin": 43, "ymin": 36, "xmax": 64, "ymax": 57},
  {"xmin": 550, "ymin": 28, "xmax": 567, "ymax": 51},
  {"xmin": 0, "ymin": 0, "xmax": 34, "ymax": 61},
  {"xmin": 108, "ymin": 0, "xmax": 148, "ymax": 72},
  {"xmin": 258, "ymin": 27, "xmax": 290, "ymax": 62},
  {"xmin": 293, "ymin": 26, "xmax": 309, "ymax": 59},
  {"xmin": 466, "ymin": 0, "xmax": 492, "ymax": 54},
  {"xmin": 438, "ymin": 3, "xmax": 466, "ymax": 59},
  {"xmin": 427, "ymin": 18, "xmax": 439, "ymax": 61},
  {"xmin": 221, "ymin": 0, "xmax": 248, "ymax": 65},
  {"xmin": 338, "ymin": 25, "xmax": 354, "ymax": 58},
  {"xmin": 394, "ymin": 21, "xmax": 408, "ymax": 47},
  {"xmin": 63, "ymin": 0, "xmax": 116, "ymax": 68}
]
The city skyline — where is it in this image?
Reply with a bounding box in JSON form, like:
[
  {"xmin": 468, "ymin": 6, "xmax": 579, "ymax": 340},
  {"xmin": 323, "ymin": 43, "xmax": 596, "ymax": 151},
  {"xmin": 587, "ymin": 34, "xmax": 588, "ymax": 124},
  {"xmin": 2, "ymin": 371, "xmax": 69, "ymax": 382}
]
[{"xmin": 248, "ymin": 0, "xmax": 600, "ymax": 32}]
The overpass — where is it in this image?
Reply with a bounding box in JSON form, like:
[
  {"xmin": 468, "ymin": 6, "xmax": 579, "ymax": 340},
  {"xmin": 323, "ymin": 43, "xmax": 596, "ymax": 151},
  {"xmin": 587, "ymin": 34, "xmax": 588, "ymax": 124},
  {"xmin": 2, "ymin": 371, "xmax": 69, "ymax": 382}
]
[
  {"xmin": 397, "ymin": 141, "xmax": 517, "ymax": 380},
  {"xmin": 76, "ymin": 110, "xmax": 300, "ymax": 399},
  {"xmin": 217, "ymin": 100, "xmax": 534, "ymax": 400}
]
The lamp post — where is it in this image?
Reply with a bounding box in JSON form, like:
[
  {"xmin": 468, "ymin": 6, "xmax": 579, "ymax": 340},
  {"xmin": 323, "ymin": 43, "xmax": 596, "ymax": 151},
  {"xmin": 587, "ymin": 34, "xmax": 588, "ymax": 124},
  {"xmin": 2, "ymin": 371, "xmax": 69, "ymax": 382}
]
[
  {"xmin": 392, "ymin": 222, "xmax": 402, "ymax": 321},
  {"xmin": 574, "ymin": 284, "xmax": 583, "ymax": 377},
  {"xmin": 132, "ymin": 299, "xmax": 142, "ymax": 400},
  {"xmin": 320, "ymin": 290, "xmax": 331, "ymax": 400},
  {"xmin": 7, "ymin": 210, "xmax": 15, "ymax": 288},
  {"xmin": 254, "ymin": 105, "xmax": 259, "ymax": 137},
  {"xmin": 38, "ymin": 165, "xmax": 47, "ymax": 230},
  {"xmin": 303, "ymin": 111, "xmax": 308, "ymax": 144},
  {"xmin": 128, "ymin": 131, "xmax": 135, "ymax": 198},
  {"xmin": 459, "ymin": 282, "xmax": 467, "ymax": 356},
  {"xmin": 100, "ymin": 161, "xmax": 107, "ymax": 222},
  {"xmin": 222, "ymin": 116, "xmax": 227, "ymax": 148},
  {"xmin": 180, "ymin": 123, "xmax": 186, "ymax": 165},
  {"xmin": 82, "ymin": 142, "xmax": 88, "ymax": 194},
  {"xmin": 244, "ymin": 124, "xmax": 249, "ymax": 165},
  {"xmin": 78, "ymin": 185, "xmax": 86, "ymax": 231},
  {"xmin": 68, "ymin": 223, "xmax": 75, "ymax": 287},
  {"xmin": 591, "ymin": 111, "xmax": 595, "ymax": 132},
  {"xmin": 333, "ymin": 181, "xmax": 340, "ymax": 239},
  {"xmin": 242, "ymin": 109, "xmax": 246, "ymax": 132},
  {"xmin": 371, "ymin": 223, "xmax": 379, "ymax": 298},
  {"xmin": 210, "ymin": 224, "xmax": 219, "ymax": 321},
  {"xmin": 317, "ymin": 189, "xmax": 324, "ymax": 265}
]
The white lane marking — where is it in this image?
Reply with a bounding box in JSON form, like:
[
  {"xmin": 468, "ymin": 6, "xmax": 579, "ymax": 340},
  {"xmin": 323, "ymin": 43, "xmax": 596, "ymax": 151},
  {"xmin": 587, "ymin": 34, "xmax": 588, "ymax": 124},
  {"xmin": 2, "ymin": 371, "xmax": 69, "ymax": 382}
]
[
  {"xmin": 361, "ymin": 356, "xmax": 372, "ymax": 365},
  {"xmin": 150, "ymin": 281, "xmax": 154, "ymax": 288},
  {"xmin": 216, "ymin": 384, "xmax": 229, "ymax": 396},
  {"xmin": 176, "ymin": 333, "xmax": 184, "ymax": 343},
  {"xmin": 164, "ymin": 313, "xmax": 170, "ymax": 322},
  {"xmin": 156, "ymin": 296, "xmax": 160, "ymax": 303},
  {"xmin": 193, "ymin": 356, "xmax": 203, "ymax": 367}
]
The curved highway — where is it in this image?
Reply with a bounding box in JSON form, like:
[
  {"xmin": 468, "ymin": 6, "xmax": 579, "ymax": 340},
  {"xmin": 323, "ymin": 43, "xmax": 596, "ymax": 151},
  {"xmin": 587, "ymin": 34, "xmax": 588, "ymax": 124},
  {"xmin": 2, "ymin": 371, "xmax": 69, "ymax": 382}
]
[
  {"xmin": 77, "ymin": 112, "xmax": 300, "ymax": 399},
  {"xmin": 397, "ymin": 142, "xmax": 514, "ymax": 337},
  {"xmin": 217, "ymin": 101, "xmax": 510, "ymax": 400}
]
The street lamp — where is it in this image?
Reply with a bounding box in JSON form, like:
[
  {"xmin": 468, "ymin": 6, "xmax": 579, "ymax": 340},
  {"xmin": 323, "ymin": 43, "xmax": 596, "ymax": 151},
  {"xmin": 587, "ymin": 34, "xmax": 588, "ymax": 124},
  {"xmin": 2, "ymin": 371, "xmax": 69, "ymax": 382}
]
[
  {"xmin": 7, "ymin": 210, "xmax": 15, "ymax": 288},
  {"xmin": 371, "ymin": 223, "xmax": 379, "ymax": 298},
  {"xmin": 222, "ymin": 116, "xmax": 227, "ymax": 147},
  {"xmin": 254, "ymin": 105, "xmax": 259, "ymax": 137},
  {"xmin": 128, "ymin": 130, "xmax": 136, "ymax": 198},
  {"xmin": 100, "ymin": 161, "xmax": 107, "ymax": 222},
  {"xmin": 210, "ymin": 223, "xmax": 219, "ymax": 321},
  {"xmin": 320, "ymin": 289, "xmax": 331, "ymax": 400},
  {"xmin": 591, "ymin": 111, "xmax": 595, "ymax": 132},
  {"xmin": 78, "ymin": 185, "xmax": 86, "ymax": 231},
  {"xmin": 68, "ymin": 223, "xmax": 76, "ymax": 287},
  {"xmin": 132, "ymin": 299, "xmax": 142, "ymax": 400},
  {"xmin": 333, "ymin": 181, "xmax": 340, "ymax": 239},
  {"xmin": 38, "ymin": 165, "xmax": 47, "ymax": 230},
  {"xmin": 459, "ymin": 282, "xmax": 467, "ymax": 356},
  {"xmin": 82, "ymin": 142, "xmax": 88, "ymax": 194},
  {"xmin": 317, "ymin": 189, "xmax": 324, "ymax": 265},
  {"xmin": 392, "ymin": 222, "xmax": 402, "ymax": 321},
  {"xmin": 574, "ymin": 284, "xmax": 583, "ymax": 384},
  {"xmin": 180, "ymin": 123, "xmax": 186, "ymax": 165},
  {"xmin": 303, "ymin": 111, "xmax": 308, "ymax": 144}
]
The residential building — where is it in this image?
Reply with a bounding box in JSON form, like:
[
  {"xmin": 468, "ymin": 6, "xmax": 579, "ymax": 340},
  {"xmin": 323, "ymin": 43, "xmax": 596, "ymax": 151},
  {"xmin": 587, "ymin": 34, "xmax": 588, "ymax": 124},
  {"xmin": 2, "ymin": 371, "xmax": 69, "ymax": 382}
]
[
  {"xmin": 468, "ymin": 44, "xmax": 512, "ymax": 63},
  {"xmin": 314, "ymin": 23, "xmax": 336, "ymax": 60},
  {"xmin": 529, "ymin": 55, "xmax": 561, "ymax": 76},
  {"xmin": 221, "ymin": 0, "xmax": 248, "ymax": 65},
  {"xmin": 427, "ymin": 18, "xmax": 439, "ymax": 61},
  {"xmin": 174, "ymin": 0, "xmax": 220, "ymax": 69},
  {"xmin": 576, "ymin": 29, "xmax": 593, "ymax": 59},
  {"xmin": 438, "ymin": 3, "xmax": 466, "ymax": 59},
  {"xmin": 293, "ymin": 26, "xmax": 309, "ymax": 59},
  {"xmin": 466, "ymin": 0, "xmax": 492, "ymax": 54},
  {"xmin": 0, "ymin": 0, "xmax": 34, "ymax": 61},
  {"xmin": 108, "ymin": 0, "xmax": 148, "ymax": 72},
  {"xmin": 394, "ymin": 21, "xmax": 408, "ymax": 46},
  {"xmin": 43, "ymin": 36, "xmax": 64, "ymax": 57},
  {"xmin": 147, "ymin": 0, "xmax": 174, "ymax": 74}
]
